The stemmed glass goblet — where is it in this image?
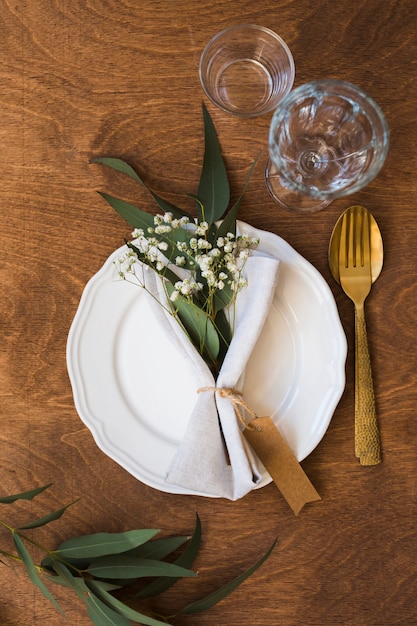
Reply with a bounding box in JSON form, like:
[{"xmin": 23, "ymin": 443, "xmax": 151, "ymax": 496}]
[{"xmin": 266, "ymin": 80, "xmax": 390, "ymax": 213}]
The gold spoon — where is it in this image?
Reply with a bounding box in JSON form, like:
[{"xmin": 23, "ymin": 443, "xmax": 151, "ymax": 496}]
[{"xmin": 328, "ymin": 205, "xmax": 383, "ymax": 464}]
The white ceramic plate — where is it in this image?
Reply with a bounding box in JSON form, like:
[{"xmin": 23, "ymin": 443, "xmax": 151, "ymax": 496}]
[{"xmin": 67, "ymin": 222, "xmax": 347, "ymax": 496}]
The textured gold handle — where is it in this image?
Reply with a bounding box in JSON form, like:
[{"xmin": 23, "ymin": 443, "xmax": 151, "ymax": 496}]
[{"xmin": 354, "ymin": 304, "xmax": 381, "ymax": 465}]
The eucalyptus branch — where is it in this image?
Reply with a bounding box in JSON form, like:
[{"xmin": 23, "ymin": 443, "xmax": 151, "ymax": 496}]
[
  {"xmin": 94, "ymin": 103, "xmax": 259, "ymax": 378},
  {"xmin": 1, "ymin": 483, "xmax": 276, "ymax": 626}
]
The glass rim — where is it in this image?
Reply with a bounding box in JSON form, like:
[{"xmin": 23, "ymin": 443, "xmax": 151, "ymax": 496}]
[
  {"xmin": 268, "ymin": 79, "xmax": 390, "ymax": 198},
  {"xmin": 269, "ymin": 79, "xmax": 389, "ymax": 136},
  {"xmin": 200, "ymin": 23, "xmax": 294, "ymax": 53}
]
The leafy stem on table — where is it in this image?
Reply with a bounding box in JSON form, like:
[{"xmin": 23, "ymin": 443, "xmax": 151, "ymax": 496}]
[{"xmin": 0, "ymin": 483, "xmax": 276, "ymax": 625}]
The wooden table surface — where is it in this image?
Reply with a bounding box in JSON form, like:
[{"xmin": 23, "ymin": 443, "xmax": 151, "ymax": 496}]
[{"xmin": 1, "ymin": 1, "xmax": 417, "ymax": 624}]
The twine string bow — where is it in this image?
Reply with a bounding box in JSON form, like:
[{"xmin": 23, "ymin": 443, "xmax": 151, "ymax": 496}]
[{"xmin": 198, "ymin": 386, "xmax": 257, "ymax": 430}]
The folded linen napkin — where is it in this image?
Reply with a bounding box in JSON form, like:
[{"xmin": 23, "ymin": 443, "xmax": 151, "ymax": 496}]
[{"xmin": 143, "ymin": 252, "xmax": 281, "ymax": 500}]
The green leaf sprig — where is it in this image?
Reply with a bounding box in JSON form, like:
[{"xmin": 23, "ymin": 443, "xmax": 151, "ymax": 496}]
[
  {"xmin": 0, "ymin": 483, "xmax": 276, "ymax": 625},
  {"xmin": 91, "ymin": 104, "xmax": 259, "ymax": 377}
]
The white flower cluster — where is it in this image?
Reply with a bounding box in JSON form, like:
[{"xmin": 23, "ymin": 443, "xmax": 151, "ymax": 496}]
[{"xmin": 115, "ymin": 212, "xmax": 259, "ymax": 309}]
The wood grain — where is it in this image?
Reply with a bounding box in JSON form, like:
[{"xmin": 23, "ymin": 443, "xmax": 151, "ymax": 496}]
[{"xmin": 1, "ymin": 0, "xmax": 417, "ymax": 624}]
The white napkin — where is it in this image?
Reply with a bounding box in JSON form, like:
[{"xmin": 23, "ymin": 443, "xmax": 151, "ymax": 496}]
[{"xmin": 143, "ymin": 253, "xmax": 280, "ymax": 500}]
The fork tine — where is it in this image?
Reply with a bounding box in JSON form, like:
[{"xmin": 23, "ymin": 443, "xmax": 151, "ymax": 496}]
[
  {"xmin": 361, "ymin": 206, "xmax": 371, "ymax": 268},
  {"xmin": 354, "ymin": 206, "xmax": 362, "ymax": 267},
  {"xmin": 347, "ymin": 208, "xmax": 356, "ymax": 269},
  {"xmin": 339, "ymin": 210, "xmax": 348, "ymax": 269}
]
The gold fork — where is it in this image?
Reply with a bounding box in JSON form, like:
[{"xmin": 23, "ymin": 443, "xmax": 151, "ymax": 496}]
[{"xmin": 339, "ymin": 206, "xmax": 381, "ymax": 465}]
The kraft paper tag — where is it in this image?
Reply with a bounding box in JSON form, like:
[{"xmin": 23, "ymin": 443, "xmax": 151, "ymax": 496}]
[{"xmin": 244, "ymin": 416, "xmax": 321, "ymax": 515}]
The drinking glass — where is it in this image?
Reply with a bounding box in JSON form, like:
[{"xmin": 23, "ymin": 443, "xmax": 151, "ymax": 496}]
[
  {"xmin": 266, "ymin": 80, "xmax": 390, "ymax": 212},
  {"xmin": 199, "ymin": 24, "xmax": 295, "ymax": 118}
]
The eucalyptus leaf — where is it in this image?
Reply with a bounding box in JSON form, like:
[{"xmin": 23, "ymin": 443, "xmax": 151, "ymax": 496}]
[
  {"xmin": 86, "ymin": 555, "xmax": 197, "ymax": 580},
  {"xmin": 179, "ymin": 538, "xmax": 277, "ymax": 615},
  {"xmin": 50, "ymin": 560, "xmax": 90, "ymax": 599},
  {"xmin": 42, "ymin": 551, "xmax": 93, "ymax": 572},
  {"xmin": 87, "ymin": 593, "xmax": 132, "ymax": 626},
  {"xmin": 167, "ymin": 512, "xmax": 201, "ymax": 569},
  {"xmin": 0, "ymin": 483, "xmax": 52, "ymax": 504},
  {"xmin": 40, "ymin": 554, "xmax": 56, "ymax": 571},
  {"xmin": 99, "ymin": 194, "xmax": 195, "ymax": 271},
  {"xmin": 91, "ymin": 157, "xmax": 144, "ymax": 185},
  {"xmin": 91, "ymin": 156, "xmax": 192, "ymax": 220},
  {"xmin": 13, "ymin": 532, "xmax": 63, "ymax": 614},
  {"xmin": 43, "ymin": 571, "xmax": 75, "ymax": 589},
  {"xmin": 52, "ymin": 562, "xmax": 129, "ymax": 626},
  {"xmin": 165, "ymin": 283, "xmax": 219, "ymax": 364},
  {"xmin": 88, "ymin": 580, "xmax": 172, "ymax": 626},
  {"xmin": 85, "ymin": 580, "xmax": 125, "ymax": 593},
  {"xmin": 136, "ymin": 513, "xmax": 201, "ymax": 600},
  {"xmin": 128, "ymin": 535, "xmax": 189, "ymax": 560},
  {"xmin": 101, "ymin": 192, "xmax": 193, "ymax": 265},
  {"xmin": 55, "ymin": 529, "xmax": 160, "ymax": 560},
  {"xmin": 45, "ymin": 562, "xmax": 122, "ymax": 593},
  {"xmin": 215, "ymin": 200, "xmax": 239, "ymax": 239},
  {"xmin": 216, "ymin": 153, "xmax": 260, "ymax": 239},
  {"xmin": 214, "ymin": 308, "xmax": 233, "ymax": 367},
  {"xmin": 18, "ymin": 499, "xmax": 79, "ymax": 530},
  {"xmin": 212, "ymin": 279, "xmax": 234, "ymax": 314},
  {"xmin": 197, "ymin": 103, "xmax": 230, "ymax": 225},
  {"xmin": 98, "ymin": 192, "xmax": 155, "ymax": 230}
]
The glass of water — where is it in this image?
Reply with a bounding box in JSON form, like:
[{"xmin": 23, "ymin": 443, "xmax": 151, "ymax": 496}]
[
  {"xmin": 266, "ymin": 80, "xmax": 389, "ymax": 212},
  {"xmin": 199, "ymin": 24, "xmax": 295, "ymax": 118}
]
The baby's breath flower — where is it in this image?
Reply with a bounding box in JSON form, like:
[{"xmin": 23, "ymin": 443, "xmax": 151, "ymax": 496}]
[
  {"xmin": 197, "ymin": 239, "xmax": 211, "ymax": 250},
  {"xmin": 196, "ymin": 221, "xmax": 209, "ymax": 236},
  {"xmin": 163, "ymin": 212, "xmax": 173, "ymax": 223},
  {"xmin": 201, "ymin": 269, "xmax": 216, "ymax": 286},
  {"xmin": 176, "ymin": 279, "xmax": 194, "ymax": 296},
  {"xmin": 170, "ymin": 290, "xmax": 179, "ymax": 302},
  {"xmin": 176, "ymin": 241, "xmax": 187, "ymax": 252},
  {"xmin": 238, "ymin": 235, "xmax": 260, "ymax": 249},
  {"xmin": 155, "ymin": 225, "xmax": 172, "ymax": 234},
  {"xmin": 115, "ymin": 249, "xmax": 138, "ymax": 278},
  {"xmin": 158, "ymin": 241, "xmax": 168, "ymax": 251},
  {"xmin": 147, "ymin": 245, "xmax": 159, "ymax": 262},
  {"xmin": 196, "ymin": 255, "xmax": 212, "ymax": 272},
  {"xmin": 175, "ymin": 256, "xmax": 186, "ymax": 267}
]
